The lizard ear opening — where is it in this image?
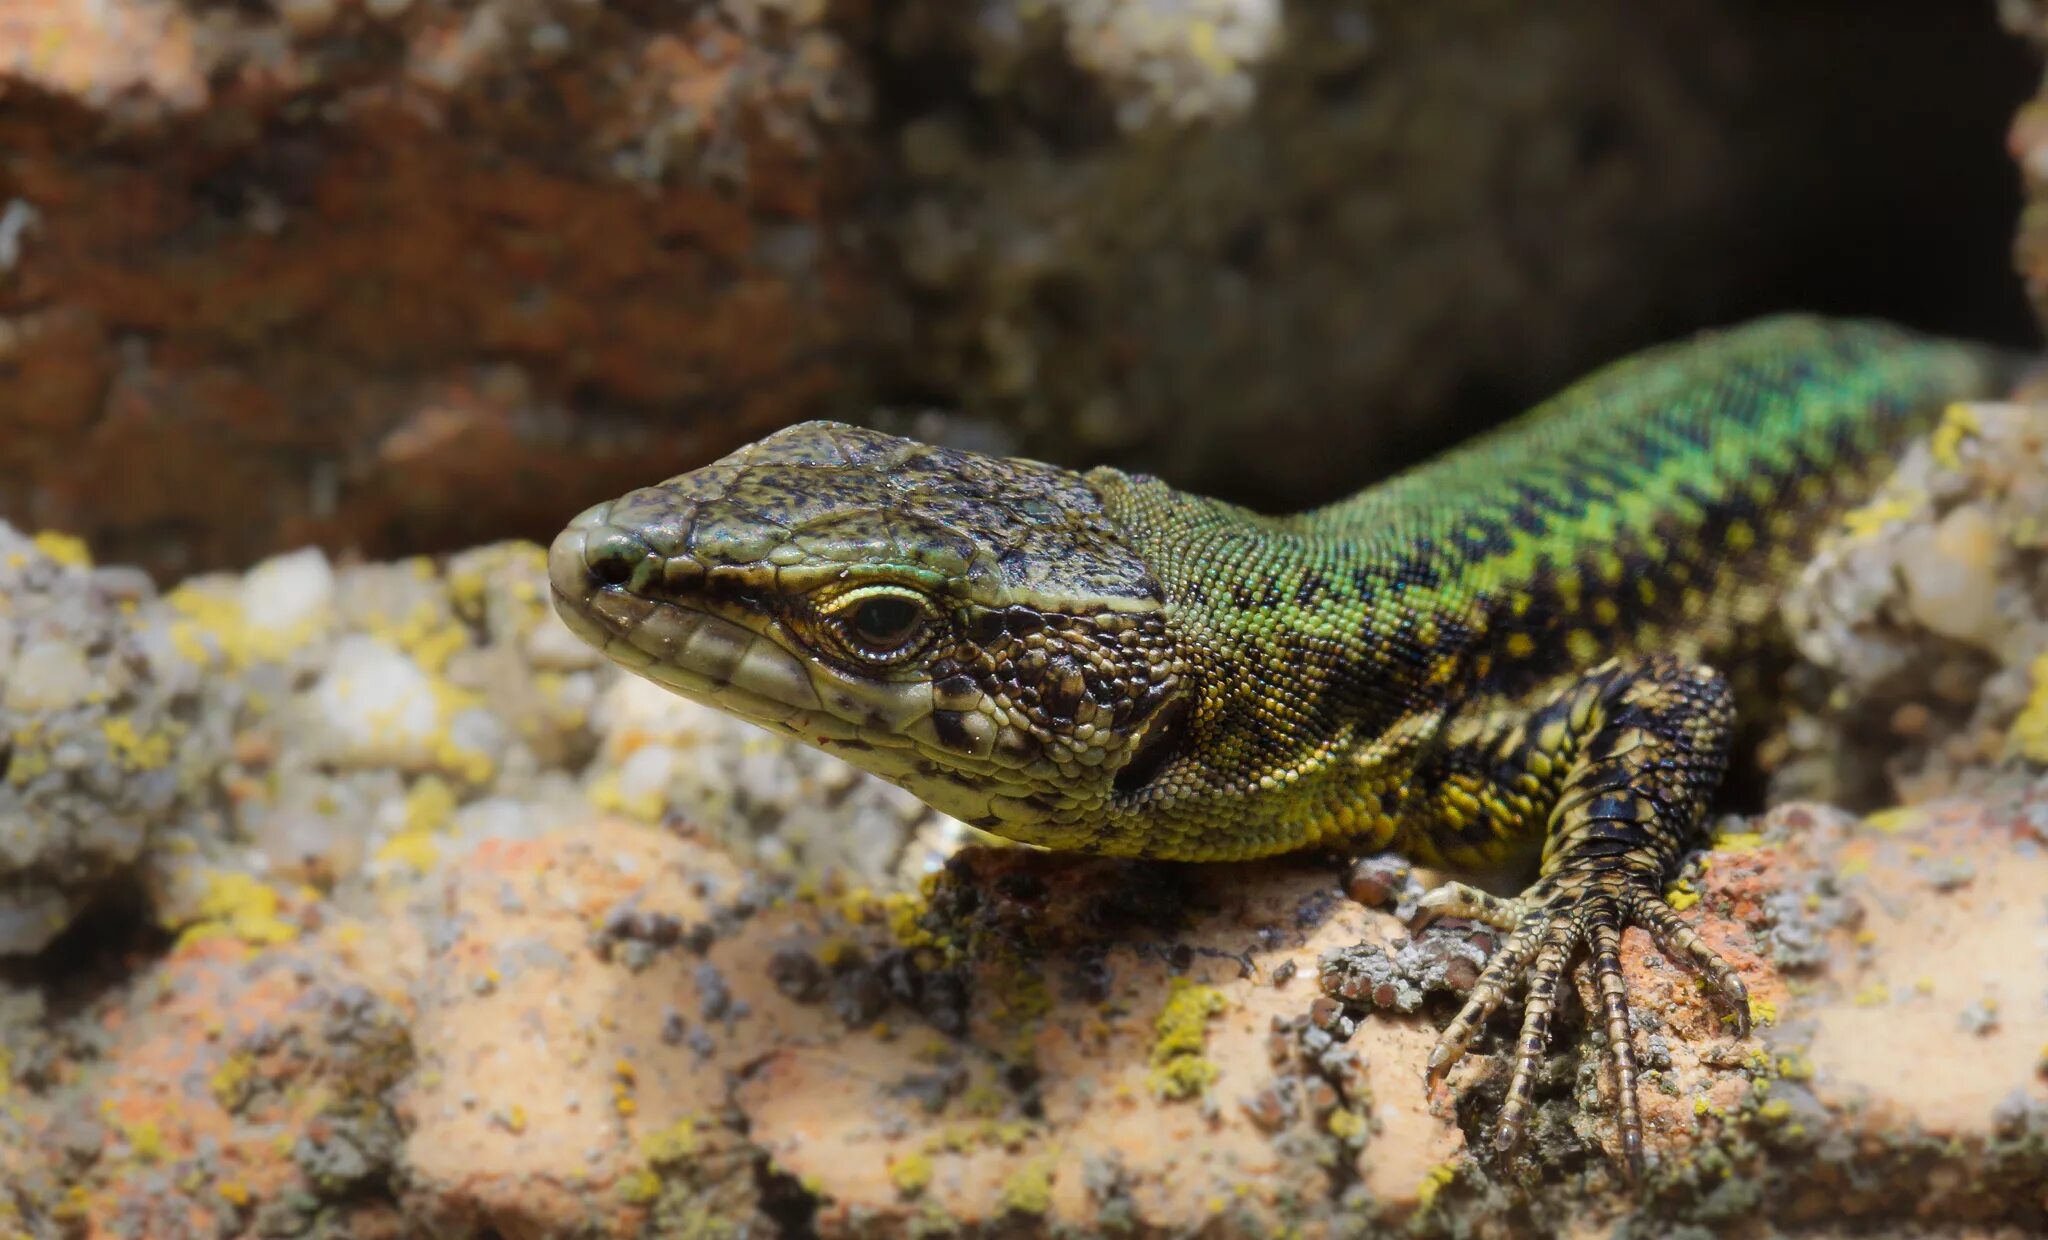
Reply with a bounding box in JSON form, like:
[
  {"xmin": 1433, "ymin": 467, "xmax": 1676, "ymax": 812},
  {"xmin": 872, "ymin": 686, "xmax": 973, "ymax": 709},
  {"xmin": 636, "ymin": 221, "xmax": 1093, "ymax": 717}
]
[{"xmin": 1114, "ymin": 692, "xmax": 1191, "ymax": 795}]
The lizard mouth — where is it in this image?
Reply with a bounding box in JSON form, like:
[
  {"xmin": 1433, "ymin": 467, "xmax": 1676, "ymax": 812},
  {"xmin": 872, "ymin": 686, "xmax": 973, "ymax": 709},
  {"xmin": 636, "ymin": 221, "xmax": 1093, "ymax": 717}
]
[
  {"xmin": 547, "ymin": 500, "xmax": 944, "ymax": 753},
  {"xmin": 547, "ymin": 501, "xmax": 843, "ymax": 734}
]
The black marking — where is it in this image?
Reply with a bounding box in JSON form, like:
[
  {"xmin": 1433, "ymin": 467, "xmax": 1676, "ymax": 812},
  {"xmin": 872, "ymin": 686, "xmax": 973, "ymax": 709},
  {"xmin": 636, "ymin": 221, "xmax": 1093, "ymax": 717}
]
[
  {"xmin": 1114, "ymin": 690, "xmax": 1191, "ymax": 796},
  {"xmin": 931, "ymin": 710, "xmax": 974, "ymax": 751}
]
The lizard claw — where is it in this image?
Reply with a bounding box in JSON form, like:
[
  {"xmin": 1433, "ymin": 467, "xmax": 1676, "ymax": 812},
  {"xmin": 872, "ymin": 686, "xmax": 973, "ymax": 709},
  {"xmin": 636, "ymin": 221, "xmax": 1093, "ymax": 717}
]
[{"xmin": 1422, "ymin": 871, "xmax": 1750, "ymax": 1176}]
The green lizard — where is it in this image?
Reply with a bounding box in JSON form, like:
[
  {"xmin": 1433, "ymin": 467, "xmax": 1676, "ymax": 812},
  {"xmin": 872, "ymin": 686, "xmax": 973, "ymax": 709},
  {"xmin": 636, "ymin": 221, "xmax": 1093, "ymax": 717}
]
[{"xmin": 546, "ymin": 315, "xmax": 2010, "ymax": 1172}]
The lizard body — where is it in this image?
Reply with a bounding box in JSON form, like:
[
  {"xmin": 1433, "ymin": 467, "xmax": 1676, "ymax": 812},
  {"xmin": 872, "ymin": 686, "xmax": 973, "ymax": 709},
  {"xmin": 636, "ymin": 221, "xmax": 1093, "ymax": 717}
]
[{"xmin": 547, "ymin": 315, "xmax": 2011, "ymax": 1170}]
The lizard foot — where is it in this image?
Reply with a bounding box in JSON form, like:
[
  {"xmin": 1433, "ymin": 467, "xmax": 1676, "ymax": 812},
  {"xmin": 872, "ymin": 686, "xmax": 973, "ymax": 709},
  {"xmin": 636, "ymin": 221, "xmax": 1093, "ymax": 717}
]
[{"xmin": 1416, "ymin": 870, "xmax": 1750, "ymax": 1176}]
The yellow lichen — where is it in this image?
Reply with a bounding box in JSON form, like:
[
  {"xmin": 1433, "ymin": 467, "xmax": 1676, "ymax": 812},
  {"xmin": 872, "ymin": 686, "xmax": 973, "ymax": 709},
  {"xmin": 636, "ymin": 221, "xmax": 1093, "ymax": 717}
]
[
  {"xmin": 999, "ymin": 1157, "xmax": 1055, "ymax": 1215},
  {"xmin": 642, "ymin": 1117, "xmax": 706, "ymax": 1166},
  {"xmin": 180, "ymin": 872, "xmax": 299, "ymax": 947},
  {"xmin": 1149, "ymin": 977, "xmax": 1227, "ymax": 1100},
  {"xmin": 2005, "ymin": 651, "xmax": 2048, "ymax": 764},
  {"xmin": 124, "ymin": 1119, "xmax": 165, "ymax": 1163},
  {"xmin": 1840, "ymin": 492, "xmax": 1924, "ymax": 539},
  {"xmin": 889, "ymin": 1151, "xmax": 934, "ymax": 1197},
  {"xmin": 210, "ymin": 1052, "xmax": 257, "ymax": 1111},
  {"xmin": 619, "ymin": 1168, "xmax": 662, "ymax": 1205},
  {"xmin": 1712, "ymin": 831, "xmax": 1765, "ymax": 854},
  {"xmin": 101, "ymin": 716, "xmax": 177, "ymax": 772},
  {"xmin": 1930, "ymin": 402, "xmax": 1981, "ymax": 469},
  {"xmin": 1326, "ymin": 1107, "xmax": 1367, "ymax": 1142},
  {"xmin": 1415, "ymin": 1163, "xmax": 1458, "ymax": 1211},
  {"xmin": 377, "ymin": 777, "xmax": 457, "ymax": 873},
  {"xmin": 33, "ymin": 531, "xmax": 92, "ymax": 568},
  {"xmin": 1861, "ymin": 807, "xmax": 1922, "ymax": 835}
]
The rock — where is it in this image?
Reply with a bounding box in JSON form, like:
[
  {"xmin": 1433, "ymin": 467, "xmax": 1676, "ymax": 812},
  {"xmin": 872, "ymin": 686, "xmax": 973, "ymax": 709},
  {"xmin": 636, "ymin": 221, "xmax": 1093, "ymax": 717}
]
[
  {"xmin": 10, "ymin": 920, "xmax": 418, "ymax": 1237},
  {"xmin": 11, "ymin": 798, "xmax": 2048, "ymax": 1234},
  {"xmin": 0, "ymin": 525, "xmax": 217, "ymax": 955},
  {"xmin": 1780, "ymin": 402, "xmax": 2048, "ymax": 806}
]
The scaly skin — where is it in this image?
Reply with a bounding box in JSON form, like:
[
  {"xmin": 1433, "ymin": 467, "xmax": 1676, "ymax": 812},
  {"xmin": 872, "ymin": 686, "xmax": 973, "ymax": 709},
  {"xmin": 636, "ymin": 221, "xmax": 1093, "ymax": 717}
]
[{"xmin": 547, "ymin": 315, "xmax": 2010, "ymax": 1173}]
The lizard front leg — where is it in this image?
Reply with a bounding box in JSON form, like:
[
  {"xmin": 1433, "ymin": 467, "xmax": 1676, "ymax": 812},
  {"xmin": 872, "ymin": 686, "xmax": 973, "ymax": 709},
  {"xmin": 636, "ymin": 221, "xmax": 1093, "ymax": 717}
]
[{"xmin": 1409, "ymin": 656, "xmax": 1751, "ymax": 1174}]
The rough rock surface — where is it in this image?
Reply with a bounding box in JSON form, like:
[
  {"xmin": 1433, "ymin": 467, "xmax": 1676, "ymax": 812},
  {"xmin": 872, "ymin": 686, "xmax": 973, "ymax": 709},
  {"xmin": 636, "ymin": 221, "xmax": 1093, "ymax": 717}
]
[
  {"xmin": 4, "ymin": 795, "xmax": 2046, "ymax": 1236},
  {"xmin": 1779, "ymin": 400, "xmax": 2048, "ymax": 808},
  {"xmin": 0, "ymin": 522, "xmax": 959, "ymax": 959},
  {"xmin": 1, "ymin": 0, "xmax": 2028, "ymax": 574}
]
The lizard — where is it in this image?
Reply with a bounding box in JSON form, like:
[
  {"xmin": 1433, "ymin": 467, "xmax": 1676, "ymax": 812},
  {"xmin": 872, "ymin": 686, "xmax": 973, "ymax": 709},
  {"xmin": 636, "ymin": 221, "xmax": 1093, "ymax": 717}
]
[{"xmin": 545, "ymin": 315, "xmax": 2012, "ymax": 1173}]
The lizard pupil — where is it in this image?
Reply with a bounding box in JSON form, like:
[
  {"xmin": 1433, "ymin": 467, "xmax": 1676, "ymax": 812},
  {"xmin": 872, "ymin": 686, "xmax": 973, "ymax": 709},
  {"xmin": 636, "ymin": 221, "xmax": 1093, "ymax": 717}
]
[{"xmin": 849, "ymin": 596, "xmax": 921, "ymax": 650}]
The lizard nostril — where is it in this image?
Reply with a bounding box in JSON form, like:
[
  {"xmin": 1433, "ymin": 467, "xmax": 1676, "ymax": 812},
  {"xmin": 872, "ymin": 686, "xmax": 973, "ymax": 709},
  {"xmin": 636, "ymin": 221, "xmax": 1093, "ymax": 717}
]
[{"xmin": 586, "ymin": 528, "xmax": 649, "ymax": 587}]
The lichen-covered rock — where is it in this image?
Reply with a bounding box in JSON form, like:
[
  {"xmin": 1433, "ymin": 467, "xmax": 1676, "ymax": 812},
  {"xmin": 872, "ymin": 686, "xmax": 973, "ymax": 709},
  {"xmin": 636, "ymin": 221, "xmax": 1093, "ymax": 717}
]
[
  {"xmin": 0, "ymin": 521, "xmax": 949, "ymax": 955},
  {"xmin": 11, "ymin": 793, "xmax": 2047, "ymax": 1236},
  {"xmin": 7, "ymin": 919, "xmax": 418, "ymax": 1239},
  {"xmin": 1779, "ymin": 401, "xmax": 2048, "ymax": 805},
  {"xmin": 0, "ymin": 526, "xmax": 216, "ymax": 954}
]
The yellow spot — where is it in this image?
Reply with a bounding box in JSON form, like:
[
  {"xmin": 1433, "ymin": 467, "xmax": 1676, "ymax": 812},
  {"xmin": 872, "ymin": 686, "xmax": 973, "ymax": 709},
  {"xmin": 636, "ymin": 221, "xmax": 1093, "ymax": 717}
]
[
  {"xmin": 1186, "ymin": 20, "xmax": 1238, "ymax": 74},
  {"xmin": 1149, "ymin": 977, "xmax": 1227, "ymax": 1100},
  {"xmin": 1725, "ymin": 520, "xmax": 1755, "ymax": 552},
  {"xmin": 1000, "ymin": 1157, "xmax": 1056, "ymax": 1215},
  {"xmin": 1757, "ymin": 1097, "xmax": 1792, "ymax": 1123},
  {"xmin": 1636, "ymin": 579, "xmax": 1658, "ymax": 606},
  {"xmin": 1841, "ymin": 495, "xmax": 1920, "ymax": 539},
  {"xmin": 1327, "ymin": 1107, "xmax": 1367, "ymax": 1141},
  {"xmin": 210, "ymin": 1052, "xmax": 256, "ymax": 1110},
  {"xmin": 1852, "ymin": 983, "xmax": 1890, "ymax": 1007},
  {"xmin": 889, "ymin": 1152, "xmax": 934, "ymax": 1197},
  {"xmin": 1565, "ymin": 629, "xmax": 1599, "ymax": 664},
  {"xmin": 1861, "ymin": 807, "xmax": 1922, "ymax": 835},
  {"xmin": 1415, "ymin": 1163, "xmax": 1458, "ymax": 1211},
  {"xmin": 101, "ymin": 716, "xmax": 178, "ymax": 772},
  {"xmin": 1713, "ymin": 831, "xmax": 1765, "ymax": 854},
  {"xmin": 217, "ymin": 1181, "xmax": 251, "ymax": 1208},
  {"xmin": 181, "ymin": 872, "xmax": 299, "ymax": 947},
  {"xmin": 642, "ymin": 1117, "xmax": 705, "ymax": 1166},
  {"xmin": 377, "ymin": 776, "xmax": 459, "ymax": 874},
  {"xmin": 1931, "ymin": 402, "xmax": 1980, "ymax": 469},
  {"xmin": 1592, "ymin": 598, "xmax": 1619, "ymax": 626},
  {"xmin": 124, "ymin": 1120, "xmax": 165, "ymax": 1162},
  {"xmin": 1748, "ymin": 995, "xmax": 1778, "ymax": 1026},
  {"xmin": 2005, "ymin": 651, "xmax": 2048, "ymax": 764},
  {"xmin": 1504, "ymin": 633, "xmax": 1536, "ymax": 659},
  {"xmin": 619, "ymin": 1169, "xmax": 662, "ymax": 1205},
  {"xmin": 31, "ymin": 531, "xmax": 92, "ymax": 568}
]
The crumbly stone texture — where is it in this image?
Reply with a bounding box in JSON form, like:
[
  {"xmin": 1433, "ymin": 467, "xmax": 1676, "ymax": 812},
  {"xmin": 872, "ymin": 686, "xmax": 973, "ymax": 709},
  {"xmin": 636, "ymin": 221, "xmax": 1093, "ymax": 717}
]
[
  {"xmin": 0, "ymin": 526, "xmax": 214, "ymax": 953},
  {"xmin": 0, "ymin": 523, "xmax": 960, "ymax": 958},
  {"xmin": 1779, "ymin": 401, "xmax": 2048, "ymax": 806},
  {"xmin": 5, "ymin": 795, "xmax": 2046, "ymax": 1236}
]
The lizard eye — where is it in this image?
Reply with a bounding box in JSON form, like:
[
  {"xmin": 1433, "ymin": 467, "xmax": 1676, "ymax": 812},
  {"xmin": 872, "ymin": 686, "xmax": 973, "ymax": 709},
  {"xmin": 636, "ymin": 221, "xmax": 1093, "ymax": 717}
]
[{"xmin": 825, "ymin": 587, "xmax": 934, "ymax": 663}]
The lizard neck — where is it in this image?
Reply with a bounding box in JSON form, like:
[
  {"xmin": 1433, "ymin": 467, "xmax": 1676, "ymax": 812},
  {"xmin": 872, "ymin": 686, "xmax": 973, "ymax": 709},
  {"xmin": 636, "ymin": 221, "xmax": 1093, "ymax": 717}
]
[{"xmin": 1083, "ymin": 467, "xmax": 1449, "ymax": 858}]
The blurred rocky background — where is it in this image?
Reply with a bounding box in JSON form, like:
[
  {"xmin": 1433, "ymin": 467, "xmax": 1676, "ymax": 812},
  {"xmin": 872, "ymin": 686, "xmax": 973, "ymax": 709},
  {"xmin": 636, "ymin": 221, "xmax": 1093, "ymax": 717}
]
[{"xmin": 1, "ymin": 0, "xmax": 2037, "ymax": 579}]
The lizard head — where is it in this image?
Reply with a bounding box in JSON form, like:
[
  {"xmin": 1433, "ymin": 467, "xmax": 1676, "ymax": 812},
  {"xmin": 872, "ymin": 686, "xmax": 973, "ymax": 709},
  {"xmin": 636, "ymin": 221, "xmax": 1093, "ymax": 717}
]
[{"xmin": 547, "ymin": 421, "xmax": 1191, "ymax": 846}]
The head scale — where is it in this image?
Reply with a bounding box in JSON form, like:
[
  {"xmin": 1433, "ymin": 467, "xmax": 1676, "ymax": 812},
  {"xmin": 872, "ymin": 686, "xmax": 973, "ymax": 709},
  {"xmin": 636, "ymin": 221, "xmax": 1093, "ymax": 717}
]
[{"xmin": 548, "ymin": 421, "xmax": 1191, "ymax": 846}]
